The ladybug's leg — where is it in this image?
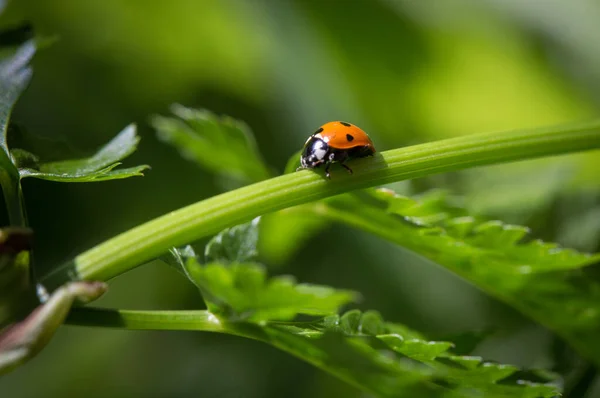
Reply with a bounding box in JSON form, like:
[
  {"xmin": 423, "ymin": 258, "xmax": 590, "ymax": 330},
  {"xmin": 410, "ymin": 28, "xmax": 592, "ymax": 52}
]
[
  {"xmin": 325, "ymin": 151, "xmax": 339, "ymax": 179},
  {"xmin": 340, "ymin": 163, "xmax": 353, "ymax": 174},
  {"xmin": 335, "ymin": 151, "xmax": 352, "ymax": 175}
]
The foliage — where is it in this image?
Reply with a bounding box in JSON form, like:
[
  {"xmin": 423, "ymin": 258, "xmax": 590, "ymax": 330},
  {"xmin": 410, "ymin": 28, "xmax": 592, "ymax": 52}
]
[
  {"xmin": 151, "ymin": 104, "xmax": 272, "ymax": 184},
  {"xmin": 318, "ymin": 189, "xmax": 600, "ymax": 362},
  {"xmin": 0, "ymin": 40, "xmax": 148, "ymax": 185},
  {"xmin": 203, "ymin": 217, "xmax": 261, "ymax": 264},
  {"xmin": 172, "ymin": 254, "xmax": 358, "ymax": 323},
  {"xmin": 143, "ymin": 221, "xmax": 559, "ymax": 397},
  {"xmin": 17, "ymin": 124, "xmax": 149, "ymax": 182},
  {"xmin": 0, "ymin": 37, "xmax": 149, "ymax": 226}
]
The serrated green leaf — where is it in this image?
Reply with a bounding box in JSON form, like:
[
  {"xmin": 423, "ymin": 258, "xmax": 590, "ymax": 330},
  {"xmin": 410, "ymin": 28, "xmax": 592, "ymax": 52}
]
[
  {"xmin": 378, "ymin": 335, "xmax": 454, "ymax": 361},
  {"xmin": 75, "ymin": 304, "xmax": 559, "ymax": 398},
  {"xmin": 268, "ymin": 329, "xmax": 556, "ymax": 397},
  {"xmin": 161, "ymin": 245, "xmax": 198, "ymax": 276},
  {"xmin": 18, "ymin": 124, "xmax": 150, "ymax": 182},
  {"xmin": 358, "ymin": 310, "xmax": 386, "ymax": 336},
  {"xmin": 335, "ymin": 189, "xmax": 600, "ymax": 272},
  {"xmin": 188, "ymin": 260, "xmax": 357, "ymax": 322},
  {"xmin": 70, "ymin": 307, "xmax": 560, "ymax": 398},
  {"xmin": 0, "ymin": 39, "xmax": 146, "ymax": 228},
  {"xmin": 20, "ymin": 164, "xmax": 149, "ymax": 182},
  {"xmin": 204, "ymin": 217, "xmax": 260, "ymax": 264},
  {"xmin": 163, "ymin": 217, "xmax": 557, "ymax": 397},
  {"xmin": 340, "ymin": 309, "xmax": 362, "ymax": 334},
  {"xmin": 163, "ymin": 245, "xmax": 358, "ymax": 322},
  {"xmin": 308, "ymin": 310, "xmax": 556, "ymax": 397},
  {"xmin": 374, "ymin": 188, "xmax": 465, "ymax": 226},
  {"xmin": 151, "ymin": 104, "xmax": 272, "ymax": 184},
  {"xmin": 321, "ymin": 188, "xmax": 600, "ymax": 364}
]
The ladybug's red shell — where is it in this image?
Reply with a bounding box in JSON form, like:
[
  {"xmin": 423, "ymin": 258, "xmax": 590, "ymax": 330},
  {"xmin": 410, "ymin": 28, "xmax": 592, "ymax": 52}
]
[
  {"xmin": 299, "ymin": 121, "xmax": 376, "ymax": 178},
  {"xmin": 313, "ymin": 121, "xmax": 375, "ymax": 152}
]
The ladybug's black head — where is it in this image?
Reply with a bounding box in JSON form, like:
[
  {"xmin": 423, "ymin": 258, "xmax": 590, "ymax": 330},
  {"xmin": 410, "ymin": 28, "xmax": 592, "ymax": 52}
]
[{"xmin": 300, "ymin": 136, "xmax": 329, "ymax": 169}]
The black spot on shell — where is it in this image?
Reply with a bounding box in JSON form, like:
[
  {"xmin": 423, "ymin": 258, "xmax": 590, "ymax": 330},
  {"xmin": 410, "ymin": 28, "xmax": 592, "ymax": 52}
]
[
  {"xmin": 340, "ymin": 121, "xmax": 352, "ymax": 127},
  {"xmin": 314, "ymin": 127, "xmax": 324, "ymax": 135},
  {"xmin": 346, "ymin": 134, "xmax": 354, "ymax": 142}
]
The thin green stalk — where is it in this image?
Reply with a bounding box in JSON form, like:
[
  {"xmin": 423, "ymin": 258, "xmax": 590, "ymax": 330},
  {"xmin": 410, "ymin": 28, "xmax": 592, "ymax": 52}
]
[
  {"xmin": 44, "ymin": 121, "xmax": 600, "ymax": 287},
  {"xmin": 66, "ymin": 308, "xmax": 227, "ymax": 332}
]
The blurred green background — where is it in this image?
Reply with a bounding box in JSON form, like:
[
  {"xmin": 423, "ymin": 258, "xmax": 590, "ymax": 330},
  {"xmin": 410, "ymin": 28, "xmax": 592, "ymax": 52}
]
[{"xmin": 2, "ymin": 0, "xmax": 600, "ymax": 397}]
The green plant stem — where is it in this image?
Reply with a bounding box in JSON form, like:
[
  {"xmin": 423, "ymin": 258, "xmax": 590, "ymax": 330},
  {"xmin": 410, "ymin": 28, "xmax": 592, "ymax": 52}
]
[
  {"xmin": 44, "ymin": 121, "xmax": 600, "ymax": 287},
  {"xmin": 66, "ymin": 307, "xmax": 227, "ymax": 332}
]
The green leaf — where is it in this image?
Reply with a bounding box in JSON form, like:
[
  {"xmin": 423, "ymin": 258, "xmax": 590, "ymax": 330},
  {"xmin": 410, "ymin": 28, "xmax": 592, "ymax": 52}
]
[
  {"xmin": 188, "ymin": 259, "xmax": 358, "ymax": 322},
  {"xmin": 161, "ymin": 245, "xmax": 198, "ymax": 277},
  {"xmin": 320, "ymin": 188, "xmax": 600, "ymax": 363},
  {"xmin": 204, "ymin": 216, "xmax": 260, "ymax": 264},
  {"xmin": 68, "ymin": 307, "xmax": 560, "ymax": 398},
  {"xmin": 18, "ymin": 124, "xmax": 150, "ymax": 182},
  {"xmin": 0, "ymin": 38, "xmax": 147, "ymax": 227},
  {"xmin": 151, "ymin": 225, "xmax": 557, "ymax": 396},
  {"xmin": 336, "ymin": 189, "xmax": 599, "ymax": 272},
  {"xmin": 268, "ymin": 310, "xmax": 559, "ymax": 397},
  {"xmin": 165, "ymin": 219, "xmax": 356, "ymax": 321},
  {"xmin": 151, "ymin": 104, "xmax": 272, "ymax": 184},
  {"xmin": 165, "ymin": 244, "xmax": 357, "ymax": 322}
]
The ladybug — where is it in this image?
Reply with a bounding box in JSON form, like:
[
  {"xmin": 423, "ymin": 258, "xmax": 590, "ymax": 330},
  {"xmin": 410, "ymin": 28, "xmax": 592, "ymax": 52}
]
[{"xmin": 298, "ymin": 121, "xmax": 376, "ymax": 178}]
